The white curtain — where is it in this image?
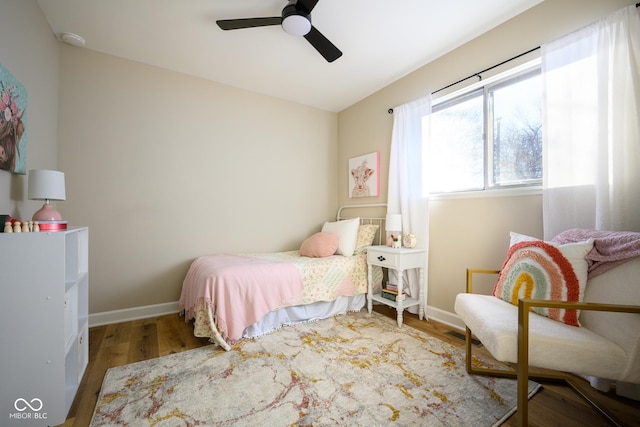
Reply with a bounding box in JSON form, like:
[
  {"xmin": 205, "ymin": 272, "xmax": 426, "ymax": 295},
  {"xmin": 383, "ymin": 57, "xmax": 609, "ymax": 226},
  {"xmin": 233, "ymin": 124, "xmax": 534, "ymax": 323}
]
[
  {"xmin": 387, "ymin": 96, "xmax": 431, "ymax": 312},
  {"xmin": 542, "ymin": 4, "xmax": 640, "ymax": 239}
]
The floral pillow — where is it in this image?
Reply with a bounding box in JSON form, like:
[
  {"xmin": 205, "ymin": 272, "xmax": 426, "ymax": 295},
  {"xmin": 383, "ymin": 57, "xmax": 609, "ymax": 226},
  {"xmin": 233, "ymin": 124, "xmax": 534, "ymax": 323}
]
[
  {"xmin": 492, "ymin": 232, "xmax": 594, "ymax": 327},
  {"xmin": 353, "ymin": 224, "xmax": 380, "ymax": 255}
]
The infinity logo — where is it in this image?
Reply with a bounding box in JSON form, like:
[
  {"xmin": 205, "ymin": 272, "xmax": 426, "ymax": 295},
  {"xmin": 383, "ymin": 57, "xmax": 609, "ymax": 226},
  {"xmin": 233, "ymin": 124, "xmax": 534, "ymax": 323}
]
[{"xmin": 14, "ymin": 398, "xmax": 43, "ymax": 412}]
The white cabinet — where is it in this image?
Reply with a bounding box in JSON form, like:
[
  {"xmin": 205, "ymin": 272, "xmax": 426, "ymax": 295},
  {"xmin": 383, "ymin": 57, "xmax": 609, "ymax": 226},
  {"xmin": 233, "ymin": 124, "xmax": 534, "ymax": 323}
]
[{"xmin": 0, "ymin": 227, "xmax": 89, "ymax": 427}]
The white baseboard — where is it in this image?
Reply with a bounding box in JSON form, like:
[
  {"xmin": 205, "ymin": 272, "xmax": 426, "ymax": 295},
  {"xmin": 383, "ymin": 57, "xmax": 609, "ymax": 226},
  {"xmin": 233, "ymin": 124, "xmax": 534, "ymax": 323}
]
[
  {"xmin": 426, "ymin": 305, "xmax": 466, "ymax": 332},
  {"xmin": 89, "ymin": 301, "xmax": 181, "ymax": 327},
  {"xmin": 89, "ymin": 300, "xmax": 466, "ymax": 331}
]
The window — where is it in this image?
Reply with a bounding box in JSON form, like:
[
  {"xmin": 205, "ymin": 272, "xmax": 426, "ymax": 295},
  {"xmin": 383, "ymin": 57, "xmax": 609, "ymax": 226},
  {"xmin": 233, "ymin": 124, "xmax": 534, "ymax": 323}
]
[{"xmin": 425, "ymin": 62, "xmax": 542, "ymax": 195}]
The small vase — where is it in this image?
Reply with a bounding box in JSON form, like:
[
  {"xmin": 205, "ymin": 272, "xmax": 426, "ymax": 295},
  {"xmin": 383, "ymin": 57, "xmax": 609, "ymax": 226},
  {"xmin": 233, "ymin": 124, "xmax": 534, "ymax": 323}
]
[
  {"xmin": 392, "ymin": 240, "xmax": 401, "ymax": 249},
  {"xmin": 386, "ymin": 235, "xmax": 394, "ymax": 246}
]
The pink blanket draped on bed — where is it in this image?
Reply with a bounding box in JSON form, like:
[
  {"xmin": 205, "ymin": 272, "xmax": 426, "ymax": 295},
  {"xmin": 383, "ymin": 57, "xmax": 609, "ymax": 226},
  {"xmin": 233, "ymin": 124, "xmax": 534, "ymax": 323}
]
[
  {"xmin": 552, "ymin": 228, "xmax": 640, "ymax": 278},
  {"xmin": 179, "ymin": 254, "xmax": 304, "ymax": 342}
]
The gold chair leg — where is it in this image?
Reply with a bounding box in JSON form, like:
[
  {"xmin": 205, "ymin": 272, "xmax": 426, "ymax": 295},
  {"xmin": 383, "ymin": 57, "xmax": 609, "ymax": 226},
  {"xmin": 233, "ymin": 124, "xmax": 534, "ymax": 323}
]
[
  {"xmin": 464, "ymin": 327, "xmax": 517, "ymax": 378},
  {"xmin": 464, "ymin": 325, "xmax": 578, "ymax": 427},
  {"xmin": 517, "ymin": 299, "xmax": 530, "ymax": 426},
  {"xmin": 515, "ymin": 299, "xmax": 627, "ymax": 427},
  {"xmin": 564, "ymin": 377, "xmax": 625, "ymax": 427}
]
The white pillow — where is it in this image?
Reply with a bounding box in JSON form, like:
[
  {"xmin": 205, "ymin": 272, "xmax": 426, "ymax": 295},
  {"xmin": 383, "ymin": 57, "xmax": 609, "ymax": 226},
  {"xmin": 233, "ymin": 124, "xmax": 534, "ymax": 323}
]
[{"xmin": 321, "ymin": 217, "xmax": 360, "ymax": 257}]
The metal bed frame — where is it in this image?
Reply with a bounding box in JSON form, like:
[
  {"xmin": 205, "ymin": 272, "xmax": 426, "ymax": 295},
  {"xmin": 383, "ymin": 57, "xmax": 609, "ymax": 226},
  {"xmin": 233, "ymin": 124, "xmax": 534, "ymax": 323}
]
[{"xmin": 337, "ymin": 203, "xmax": 387, "ymax": 246}]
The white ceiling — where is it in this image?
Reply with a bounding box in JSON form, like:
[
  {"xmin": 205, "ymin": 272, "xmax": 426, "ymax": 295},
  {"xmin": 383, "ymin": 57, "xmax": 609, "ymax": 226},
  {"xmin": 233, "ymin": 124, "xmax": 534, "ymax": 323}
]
[{"xmin": 36, "ymin": 0, "xmax": 542, "ymax": 112}]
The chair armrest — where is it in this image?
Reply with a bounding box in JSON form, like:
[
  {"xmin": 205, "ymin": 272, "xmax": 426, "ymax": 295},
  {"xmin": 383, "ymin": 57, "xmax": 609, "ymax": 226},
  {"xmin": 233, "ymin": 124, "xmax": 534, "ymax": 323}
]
[
  {"xmin": 517, "ymin": 299, "xmax": 640, "ymax": 369},
  {"xmin": 515, "ymin": 298, "xmax": 640, "ymax": 425},
  {"xmin": 518, "ymin": 298, "xmax": 640, "ymax": 314},
  {"xmin": 466, "ymin": 268, "xmax": 500, "ymax": 293}
]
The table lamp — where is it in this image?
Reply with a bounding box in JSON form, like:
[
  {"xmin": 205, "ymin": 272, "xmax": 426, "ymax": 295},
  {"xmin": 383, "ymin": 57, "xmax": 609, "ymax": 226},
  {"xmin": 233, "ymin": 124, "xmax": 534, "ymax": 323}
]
[
  {"xmin": 386, "ymin": 213, "xmax": 402, "ymax": 248},
  {"xmin": 28, "ymin": 169, "xmax": 66, "ymax": 221}
]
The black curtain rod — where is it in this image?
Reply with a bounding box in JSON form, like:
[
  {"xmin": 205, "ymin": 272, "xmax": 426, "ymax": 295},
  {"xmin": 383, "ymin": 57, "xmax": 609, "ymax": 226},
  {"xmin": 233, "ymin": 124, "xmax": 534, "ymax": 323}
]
[
  {"xmin": 388, "ymin": 3, "xmax": 639, "ymax": 114},
  {"xmin": 431, "ymin": 46, "xmax": 541, "ymax": 95},
  {"xmin": 388, "ymin": 46, "xmax": 541, "ymax": 114}
]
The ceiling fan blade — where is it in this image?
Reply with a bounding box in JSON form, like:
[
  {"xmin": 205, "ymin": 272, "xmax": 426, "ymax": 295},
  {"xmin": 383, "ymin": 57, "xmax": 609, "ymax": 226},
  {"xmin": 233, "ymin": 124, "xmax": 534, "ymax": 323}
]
[
  {"xmin": 297, "ymin": 0, "xmax": 320, "ymax": 14},
  {"xmin": 217, "ymin": 17, "xmax": 281, "ymax": 31},
  {"xmin": 304, "ymin": 26, "xmax": 342, "ymax": 62}
]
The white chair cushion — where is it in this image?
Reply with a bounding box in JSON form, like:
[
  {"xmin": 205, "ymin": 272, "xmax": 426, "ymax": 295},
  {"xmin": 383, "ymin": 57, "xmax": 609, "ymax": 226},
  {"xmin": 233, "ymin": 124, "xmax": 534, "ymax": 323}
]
[{"xmin": 454, "ymin": 293, "xmax": 629, "ymax": 381}]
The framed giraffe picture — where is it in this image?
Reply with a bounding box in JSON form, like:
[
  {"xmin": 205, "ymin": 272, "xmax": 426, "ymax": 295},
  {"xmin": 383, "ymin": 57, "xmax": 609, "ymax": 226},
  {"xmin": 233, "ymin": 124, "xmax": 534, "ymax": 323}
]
[{"xmin": 348, "ymin": 152, "xmax": 379, "ymax": 198}]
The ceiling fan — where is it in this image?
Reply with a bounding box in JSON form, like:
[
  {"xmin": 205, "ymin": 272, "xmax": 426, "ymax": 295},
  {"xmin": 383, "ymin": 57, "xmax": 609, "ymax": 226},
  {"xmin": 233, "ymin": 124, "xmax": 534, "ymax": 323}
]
[{"xmin": 216, "ymin": 0, "xmax": 342, "ymax": 63}]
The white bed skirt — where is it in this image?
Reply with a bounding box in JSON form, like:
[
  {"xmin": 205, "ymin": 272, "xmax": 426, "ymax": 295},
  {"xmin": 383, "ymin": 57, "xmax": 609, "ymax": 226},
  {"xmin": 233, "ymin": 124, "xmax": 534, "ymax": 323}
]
[{"xmin": 242, "ymin": 294, "xmax": 366, "ymax": 339}]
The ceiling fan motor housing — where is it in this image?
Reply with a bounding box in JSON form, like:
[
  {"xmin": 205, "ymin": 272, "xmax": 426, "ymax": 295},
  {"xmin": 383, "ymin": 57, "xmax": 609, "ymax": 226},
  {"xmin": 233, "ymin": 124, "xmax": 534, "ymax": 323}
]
[{"xmin": 282, "ymin": 2, "xmax": 311, "ymax": 36}]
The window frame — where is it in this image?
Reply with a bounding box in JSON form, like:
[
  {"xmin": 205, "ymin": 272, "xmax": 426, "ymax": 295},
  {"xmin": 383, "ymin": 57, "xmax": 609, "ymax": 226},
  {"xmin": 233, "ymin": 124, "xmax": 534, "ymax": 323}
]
[{"xmin": 428, "ymin": 58, "xmax": 543, "ymax": 199}]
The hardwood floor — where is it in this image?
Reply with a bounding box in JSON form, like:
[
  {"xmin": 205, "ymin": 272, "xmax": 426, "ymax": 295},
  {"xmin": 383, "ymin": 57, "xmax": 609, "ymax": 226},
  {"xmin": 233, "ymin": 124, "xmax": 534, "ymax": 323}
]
[{"xmin": 63, "ymin": 306, "xmax": 640, "ymax": 427}]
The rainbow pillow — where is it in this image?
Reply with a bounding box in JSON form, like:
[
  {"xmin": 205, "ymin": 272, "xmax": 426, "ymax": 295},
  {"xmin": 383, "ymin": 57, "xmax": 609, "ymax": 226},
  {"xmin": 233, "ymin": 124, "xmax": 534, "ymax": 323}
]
[{"xmin": 492, "ymin": 232, "xmax": 593, "ymax": 327}]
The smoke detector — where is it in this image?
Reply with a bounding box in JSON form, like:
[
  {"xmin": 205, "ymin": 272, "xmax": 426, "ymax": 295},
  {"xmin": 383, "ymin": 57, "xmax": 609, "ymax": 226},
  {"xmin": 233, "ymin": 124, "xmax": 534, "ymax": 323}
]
[{"xmin": 60, "ymin": 32, "xmax": 86, "ymax": 47}]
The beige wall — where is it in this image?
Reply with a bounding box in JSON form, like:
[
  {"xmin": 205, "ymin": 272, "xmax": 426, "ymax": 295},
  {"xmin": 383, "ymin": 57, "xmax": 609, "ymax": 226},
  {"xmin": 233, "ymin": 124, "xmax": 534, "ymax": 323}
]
[
  {"xmin": 0, "ymin": 0, "xmax": 59, "ymax": 220},
  {"xmin": 57, "ymin": 48, "xmax": 338, "ymax": 314},
  {"xmin": 337, "ymin": 0, "xmax": 630, "ymax": 316},
  {"xmin": 2, "ymin": 0, "xmax": 632, "ymax": 321}
]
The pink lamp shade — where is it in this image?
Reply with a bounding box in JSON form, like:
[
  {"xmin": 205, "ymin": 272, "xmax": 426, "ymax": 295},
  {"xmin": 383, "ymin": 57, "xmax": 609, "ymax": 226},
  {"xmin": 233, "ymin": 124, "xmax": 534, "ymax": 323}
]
[{"xmin": 28, "ymin": 169, "xmax": 66, "ymax": 221}]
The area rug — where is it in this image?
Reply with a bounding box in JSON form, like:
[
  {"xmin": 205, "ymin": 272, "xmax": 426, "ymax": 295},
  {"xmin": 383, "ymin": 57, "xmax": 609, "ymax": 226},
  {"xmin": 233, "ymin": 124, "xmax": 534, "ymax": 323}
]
[{"xmin": 90, "ymin": 311, "xmax": 539, "ymax": 426}]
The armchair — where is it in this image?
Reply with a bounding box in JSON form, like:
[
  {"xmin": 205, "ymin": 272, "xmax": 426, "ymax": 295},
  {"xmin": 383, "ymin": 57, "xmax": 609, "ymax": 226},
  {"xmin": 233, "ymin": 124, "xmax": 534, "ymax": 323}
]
[{"xmin": 455, "ymin": 256, "xmax": 640, "ymax": 426}]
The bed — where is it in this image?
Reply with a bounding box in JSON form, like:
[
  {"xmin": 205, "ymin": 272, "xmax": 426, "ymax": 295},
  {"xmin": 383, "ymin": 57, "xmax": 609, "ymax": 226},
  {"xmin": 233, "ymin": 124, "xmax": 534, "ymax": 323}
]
[{"xmin": 179, "ymin": 204, "xmax": 386, "ymax": 350}]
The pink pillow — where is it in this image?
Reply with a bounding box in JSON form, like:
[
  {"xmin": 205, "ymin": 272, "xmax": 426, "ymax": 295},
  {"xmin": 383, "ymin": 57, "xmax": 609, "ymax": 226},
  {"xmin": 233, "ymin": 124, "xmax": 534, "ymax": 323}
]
[{"xmin": 300, "ymin": 232, "xmax": 338, "ymax": 258}]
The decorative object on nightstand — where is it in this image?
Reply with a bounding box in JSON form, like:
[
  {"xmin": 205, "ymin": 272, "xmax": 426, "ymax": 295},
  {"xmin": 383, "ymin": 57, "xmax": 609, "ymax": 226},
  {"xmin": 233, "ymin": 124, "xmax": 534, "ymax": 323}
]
[
  {"xmin": 2, "ymin": 218, "xmax": 40, "ymax": 233},
  {"xmin": 381, "ymin": 287, "xmax": 406, "ymax": 302},
  {"xmin": 402, "ymin": 233, "xmax": 417, "ymax": 248},
  {"xmin": 366, "ymin": 245, "xmax": 426, "ymax": 327},
  {"xmin": 28, "ymin": 169, "xmax": 68, "ymax": 230},
  {"xmin": 385, "ymin": 213, "xmax": 402, "ymax": 248}
]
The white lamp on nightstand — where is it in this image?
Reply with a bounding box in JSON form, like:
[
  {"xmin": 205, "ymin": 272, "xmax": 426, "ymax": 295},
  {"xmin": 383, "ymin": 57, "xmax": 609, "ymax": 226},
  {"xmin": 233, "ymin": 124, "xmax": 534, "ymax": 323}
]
[
  {"xmin": 28, "ymin": 169, "xmax": 66, "ymax": 221},
  {"xmin": 385, "ymin": 213, "xmax": 402, "ymax": 248}
]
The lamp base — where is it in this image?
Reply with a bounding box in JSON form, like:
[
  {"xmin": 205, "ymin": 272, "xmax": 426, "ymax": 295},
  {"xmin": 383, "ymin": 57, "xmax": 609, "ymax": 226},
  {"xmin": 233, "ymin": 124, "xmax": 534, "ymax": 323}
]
[
  {"xmin": 32, "ymin": 203, "xmax": 63, "ymax": 221},
  {"xmin": 37, "ymin": 220, "xmax": 67, "ymax": 231}
]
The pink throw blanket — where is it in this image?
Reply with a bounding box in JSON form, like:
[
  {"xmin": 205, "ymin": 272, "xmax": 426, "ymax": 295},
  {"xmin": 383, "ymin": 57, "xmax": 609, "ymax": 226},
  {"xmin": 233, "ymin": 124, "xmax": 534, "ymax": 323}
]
[
  {"xmin": 552, "ymin": 228, "xmax": 640, "ymax": 278},
  {"xmin": 180, "ymin": 254, "xmax": 304, "ymax": 342}
]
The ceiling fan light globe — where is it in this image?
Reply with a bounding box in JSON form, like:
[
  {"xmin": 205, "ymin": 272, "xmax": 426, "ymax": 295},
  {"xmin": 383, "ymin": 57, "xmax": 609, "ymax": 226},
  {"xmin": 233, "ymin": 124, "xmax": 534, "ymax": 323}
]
[{"xmin": 282, "ymin": 15, "xmax": 311, "ymax": 36}]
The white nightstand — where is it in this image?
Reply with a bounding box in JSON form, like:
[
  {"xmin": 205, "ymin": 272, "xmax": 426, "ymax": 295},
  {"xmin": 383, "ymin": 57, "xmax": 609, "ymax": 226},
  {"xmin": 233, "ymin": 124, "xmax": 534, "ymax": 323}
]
[{"xmin": 366, "ymin": 245, "xmax": 427, "ymax": 327}]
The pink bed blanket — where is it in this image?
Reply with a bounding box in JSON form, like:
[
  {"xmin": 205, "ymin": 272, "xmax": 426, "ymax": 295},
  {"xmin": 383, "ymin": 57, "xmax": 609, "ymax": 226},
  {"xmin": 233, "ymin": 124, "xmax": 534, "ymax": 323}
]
[
  {"xmin": 552, "ymin": 228, "xmax": 640, "ymax": 278},
  {"xmin": 179, "ymin": 254, "xmax": 304, "ymax": 342}
]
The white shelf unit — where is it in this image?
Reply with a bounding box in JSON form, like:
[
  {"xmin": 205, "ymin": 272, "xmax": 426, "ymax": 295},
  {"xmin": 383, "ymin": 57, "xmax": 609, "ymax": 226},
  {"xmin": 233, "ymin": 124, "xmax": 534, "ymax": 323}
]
[{"xmin": 0, "ymin": 227, "xmax": 89, "ymax": 427}]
